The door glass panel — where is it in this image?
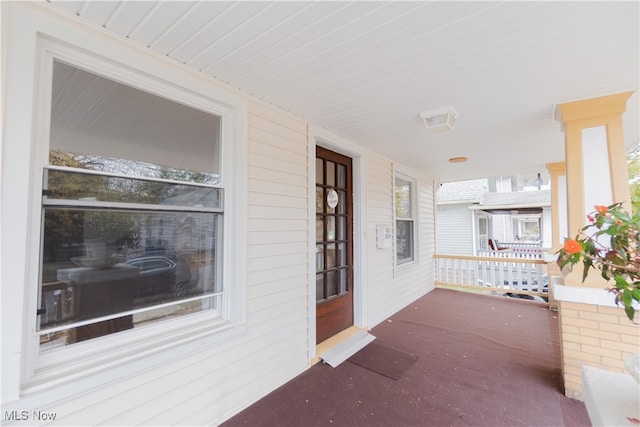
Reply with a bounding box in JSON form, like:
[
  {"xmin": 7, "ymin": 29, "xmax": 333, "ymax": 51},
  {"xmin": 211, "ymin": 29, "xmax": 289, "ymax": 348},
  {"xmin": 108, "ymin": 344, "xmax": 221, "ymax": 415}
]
[
  {"xmin": 338, "ymin": 268, "xmax": 347, "ymax": 293},
  {"xmin": 316, "ymin": 217, "xmax": 324, "ymax": 241},
  {"xmin": 326, "ymin": 270, "xmax": 337, "ymax": 298},
  {"xmin": 316, "ymin": 273, "xmax": 324, "ymax": 301},
  {"xmin": 316, "ymin": 244, "xmax": 325, "ymax": 271},
  {"xmin": 327, "ymin": 216, "xmax": 335, "ymax": 241},
  {"xmin": 338, "ymin": 164, "xmax": 346, "ymax": 188},
  {"xmin": 338, "ymin": 242, "xmax": 347, "ymax": 266},
  {"xmin": 316, "ymin": 159, "xmax": 323, "ymax": 184},
  {"xmin": 326, "ymin": 161, "xmax": 335, "ymax": 186},
  {"xmin": 316, "ymin": 187, "xmax": 323, "ymax": 211},
  {"xmin": 326, "ymin": 243, "xmax": 337, "ymax": 268},
  {"xmin": 337, "ymin": 191, "xmax": 347, "ymax": 214},
  {"xmin": 337, "ymin": 216, "xmax": 346, "ymax": 240}
]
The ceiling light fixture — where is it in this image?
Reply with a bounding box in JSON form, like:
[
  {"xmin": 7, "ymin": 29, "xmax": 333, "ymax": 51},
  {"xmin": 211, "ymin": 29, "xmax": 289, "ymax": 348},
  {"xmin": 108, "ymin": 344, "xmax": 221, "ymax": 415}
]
[
  {"xmin": 420, "ymin": 106, "xmax": 459, "ymax": 132},
  {"xmin": 532, "ymin": 173, "xmax": 543, "ymax": 190},
  {"xmin": 448, "ymin": 156, "xmax": 467, "ymax": 163}
]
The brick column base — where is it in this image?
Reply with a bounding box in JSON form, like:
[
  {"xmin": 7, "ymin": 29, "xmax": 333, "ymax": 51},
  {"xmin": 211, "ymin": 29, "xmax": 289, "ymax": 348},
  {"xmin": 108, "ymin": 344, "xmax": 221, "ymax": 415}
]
[{"xmin": 558, "ymin": 300, "xmax": 640, "ymax": 399}]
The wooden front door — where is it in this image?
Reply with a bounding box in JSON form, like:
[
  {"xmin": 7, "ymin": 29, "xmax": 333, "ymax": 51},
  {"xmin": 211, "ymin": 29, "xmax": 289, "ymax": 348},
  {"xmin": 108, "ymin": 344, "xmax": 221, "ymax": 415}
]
[{"xmin": 315, "ymin": 146, "xmax": 353, "ymax": 344}]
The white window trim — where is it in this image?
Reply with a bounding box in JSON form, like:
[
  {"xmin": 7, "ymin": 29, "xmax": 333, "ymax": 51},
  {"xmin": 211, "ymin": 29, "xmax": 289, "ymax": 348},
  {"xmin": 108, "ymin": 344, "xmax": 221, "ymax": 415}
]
[
  {"xmin": 393, "ymin": 167, "xmax": 419, "ymax": 270},
  {"xmin": 19, "ymin": 33, "xmax": 247, "ymax": 394}
]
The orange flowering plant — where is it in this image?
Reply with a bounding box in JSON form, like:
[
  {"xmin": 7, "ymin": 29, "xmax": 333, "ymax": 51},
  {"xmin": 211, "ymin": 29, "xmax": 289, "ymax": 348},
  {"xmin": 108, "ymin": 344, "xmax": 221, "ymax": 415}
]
[{"xmin": 557, "ymin": 202, "xmax": 640, "ymax": 321}]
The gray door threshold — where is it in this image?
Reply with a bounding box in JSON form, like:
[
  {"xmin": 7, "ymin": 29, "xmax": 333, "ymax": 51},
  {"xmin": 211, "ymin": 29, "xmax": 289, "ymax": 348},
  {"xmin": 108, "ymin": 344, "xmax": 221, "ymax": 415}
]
[{"xmin": 321, "ymin": 330, "xmax": 375, "ymax": 367}]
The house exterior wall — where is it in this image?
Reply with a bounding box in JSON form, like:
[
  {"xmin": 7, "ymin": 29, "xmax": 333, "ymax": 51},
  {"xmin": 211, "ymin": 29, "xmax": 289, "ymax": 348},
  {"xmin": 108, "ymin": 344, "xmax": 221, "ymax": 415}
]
[
  {"xmin": 1, "ymin": 3, "xmax": 436, "ymax": 425},
  {"xmin": 365, "ymin": 153, "xmax": 436, "ymax": 327},
  {"xmin": 435, "ymin": 204, "xmax": 474, "ymax": 255}
]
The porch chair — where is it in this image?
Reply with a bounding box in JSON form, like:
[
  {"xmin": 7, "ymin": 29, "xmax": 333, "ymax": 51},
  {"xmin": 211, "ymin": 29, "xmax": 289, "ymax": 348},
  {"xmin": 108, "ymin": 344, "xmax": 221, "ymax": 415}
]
[{"xmin": 488, "ymin": 238, "xmax": 509, "ymax": 251}]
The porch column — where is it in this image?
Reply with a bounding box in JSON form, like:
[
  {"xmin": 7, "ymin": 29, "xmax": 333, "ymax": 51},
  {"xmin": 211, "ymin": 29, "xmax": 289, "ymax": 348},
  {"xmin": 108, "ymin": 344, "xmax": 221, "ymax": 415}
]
[
  {"xmin": 553, "ymin": 91, "xmax": 638, "ymax": 400},
  {"xmin": 555, "ymin": 91, "xmax": 633, "ymax": 287},
  {"xmin": 546, "ymin": 162, "xmax": 567, "ymax": 253},
  {"xmin": 544, "ymin": 162, "xmax": 567, "ymax": 311}
]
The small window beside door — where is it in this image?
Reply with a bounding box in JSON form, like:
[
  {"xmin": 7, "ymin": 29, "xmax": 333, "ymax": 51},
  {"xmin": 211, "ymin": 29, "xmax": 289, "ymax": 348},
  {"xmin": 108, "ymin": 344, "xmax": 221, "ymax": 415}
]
[{"xmin": 395, "ymin": 174, "xmax": 417, "ymax": 265}]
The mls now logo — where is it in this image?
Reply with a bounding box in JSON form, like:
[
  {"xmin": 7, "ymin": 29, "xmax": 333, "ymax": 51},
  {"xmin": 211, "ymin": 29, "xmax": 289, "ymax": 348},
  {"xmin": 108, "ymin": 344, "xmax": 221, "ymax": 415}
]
[
  {"xmin": 4, "ymin": 410, "xmax": 57, "ymax": 421},
  {"xmin": 4, "ymin": 411, "xmax": 29, "ymax": 421}
]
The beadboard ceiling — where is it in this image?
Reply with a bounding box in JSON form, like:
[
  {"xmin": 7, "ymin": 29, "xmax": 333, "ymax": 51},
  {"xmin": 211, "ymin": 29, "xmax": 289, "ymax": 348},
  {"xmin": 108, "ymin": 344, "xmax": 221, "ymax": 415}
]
[{"xmin": 44, "ymin": 1, "xmax": 639, "ymax": 184}]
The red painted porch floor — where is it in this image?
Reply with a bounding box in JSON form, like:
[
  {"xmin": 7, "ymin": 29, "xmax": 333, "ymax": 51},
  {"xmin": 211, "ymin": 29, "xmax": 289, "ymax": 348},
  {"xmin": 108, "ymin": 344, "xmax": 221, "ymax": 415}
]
[{"xmin": 222, "ymin": 288, "xmax": 591, "ymax": 427}]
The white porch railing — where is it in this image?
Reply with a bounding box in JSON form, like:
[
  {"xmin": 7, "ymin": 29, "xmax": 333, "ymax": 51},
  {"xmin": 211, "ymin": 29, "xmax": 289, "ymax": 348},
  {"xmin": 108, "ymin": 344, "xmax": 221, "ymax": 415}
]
[
  {"xmin": 501, "ymin": 241, "xmax": 544, "ymax": 255},
  {"xmin": 434, "ymin": 254, "xmax": 548, "ymax": 299},
  {"xmin": 480, "ymin": 242, "xmax": 545, "ymax": 259}
]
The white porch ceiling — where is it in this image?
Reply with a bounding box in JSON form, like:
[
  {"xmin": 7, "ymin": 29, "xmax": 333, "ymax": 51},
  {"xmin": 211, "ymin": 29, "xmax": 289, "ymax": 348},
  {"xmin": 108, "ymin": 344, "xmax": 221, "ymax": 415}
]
[{"xmin": 44, "ymin": 1, "xmax": 639, "ymax": 183}]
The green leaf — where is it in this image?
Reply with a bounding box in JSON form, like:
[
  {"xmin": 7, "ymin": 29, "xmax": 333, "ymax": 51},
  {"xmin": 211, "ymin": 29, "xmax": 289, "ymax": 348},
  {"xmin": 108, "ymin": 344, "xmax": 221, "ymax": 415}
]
[
  {"xmin": 624, "ymin": 304, "xmax": 636, "ymax": 321},
  {"xmin": 570, "ymin": 252, "xmax": 581, "ymax": 264},
  {"xmin": 614, "ymin": 275, "xmax": 629, "ymax": 289},
  {"xmin": 582, "ymin": 258, "xmax": 593, "ymax": 282}
]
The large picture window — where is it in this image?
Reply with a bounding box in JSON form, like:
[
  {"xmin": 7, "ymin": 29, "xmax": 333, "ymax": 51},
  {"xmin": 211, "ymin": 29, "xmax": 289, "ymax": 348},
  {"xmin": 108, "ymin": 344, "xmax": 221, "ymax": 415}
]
[
  {"xmin": 395, "ymin": 175, "xmax": 416, "ymax": 265},
  {"xmin": 38, "ymin": 61, "xmax": 225, "ymax": 351}
]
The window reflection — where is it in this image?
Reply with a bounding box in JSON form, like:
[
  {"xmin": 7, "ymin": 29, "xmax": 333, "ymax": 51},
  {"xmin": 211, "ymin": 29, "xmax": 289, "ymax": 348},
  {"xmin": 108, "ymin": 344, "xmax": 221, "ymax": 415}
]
[
  {"xmin": 46, "ymin": 167, "xmax": 221, "ymax": 207},
  {"xmin": 39, "ymin": 208, "xmax": 218, "ymax": 346}
]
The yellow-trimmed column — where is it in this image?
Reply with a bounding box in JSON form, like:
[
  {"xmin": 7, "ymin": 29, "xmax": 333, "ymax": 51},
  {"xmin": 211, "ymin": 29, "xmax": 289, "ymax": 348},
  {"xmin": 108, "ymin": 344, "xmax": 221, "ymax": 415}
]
[
  {"xmin": 555, "ymin": 91, "xmax": 633, "ymax": 288},
  {"xmin": 546, "ymin": 161, "xmax": 567, "ymax": 253},
  {"xmin": 545, "ymin": 161, "xmax": 566, "ymax": 310},
  {"xmin": 553, "ymin": 91, "xmax": 638, "ymax": 400}
]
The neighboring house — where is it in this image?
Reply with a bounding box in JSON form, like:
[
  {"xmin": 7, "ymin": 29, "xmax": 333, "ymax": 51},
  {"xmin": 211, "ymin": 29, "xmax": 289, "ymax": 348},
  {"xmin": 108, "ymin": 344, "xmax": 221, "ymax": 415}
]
[
  {"xmin": 436, "ymin": 178, "xmax": 551, "ymax": 255},
  {"xmin": 476, "ymin": 189, "xmax": 552, "ymax": 249},
  {"xmin": 435, "ymin": 179, "xmax": 487, "ymax": 255}
]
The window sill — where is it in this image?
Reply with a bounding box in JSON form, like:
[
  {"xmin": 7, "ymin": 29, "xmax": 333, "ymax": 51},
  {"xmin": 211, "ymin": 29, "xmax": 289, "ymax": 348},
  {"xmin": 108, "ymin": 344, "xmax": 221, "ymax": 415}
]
[{"xmin": 22, "ymin": 312, "xmax": 244, "ymax": 397}]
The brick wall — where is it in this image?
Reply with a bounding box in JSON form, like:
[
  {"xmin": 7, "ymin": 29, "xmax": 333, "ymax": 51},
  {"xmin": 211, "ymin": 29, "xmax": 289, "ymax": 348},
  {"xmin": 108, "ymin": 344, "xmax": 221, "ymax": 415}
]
[{"xmin": 558, "ymin": 300, "xmax": 640, "ymax": 399}]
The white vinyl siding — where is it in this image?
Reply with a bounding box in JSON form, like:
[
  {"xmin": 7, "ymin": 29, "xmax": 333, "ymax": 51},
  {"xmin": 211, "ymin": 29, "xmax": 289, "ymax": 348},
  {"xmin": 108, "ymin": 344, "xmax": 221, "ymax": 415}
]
[
  {"xmin": 2, "ymin": 3, "xmax": 440, "ymax": 426},
  {"xmin": 246, "ymin": 100, "xmax": 309, "ymax": 337},
  {"xmin": 2, "ymin": 102, "xmax": 309, "ymax": 427},
  {"xmin": 436, "ymin": 204, "xmax": 474, "ymax": 255},
  {"xmin": 1, "ymin": 4, "xmax": 308, "ymax": 425},
  {"xmin": 366, "ymin": 153, "xmax": 436, "ymax": 328}
]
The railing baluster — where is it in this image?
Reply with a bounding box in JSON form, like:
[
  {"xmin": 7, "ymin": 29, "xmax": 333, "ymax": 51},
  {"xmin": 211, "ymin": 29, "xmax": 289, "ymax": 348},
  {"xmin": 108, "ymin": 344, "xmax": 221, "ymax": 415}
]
[
  {"xmin": 454, "ymin": 258, "xmax": 459, "ymax": 284},
  {"xmin": 492, "ymin": 259, "xmax": 498, "ymax": 291},
  {"xmin": 463, "ymin": 259, "xmax": 467, "ymax": 285},
  {"xmin": 433, "ymin": 253, "xmax": 548, "ymax": 300}
]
